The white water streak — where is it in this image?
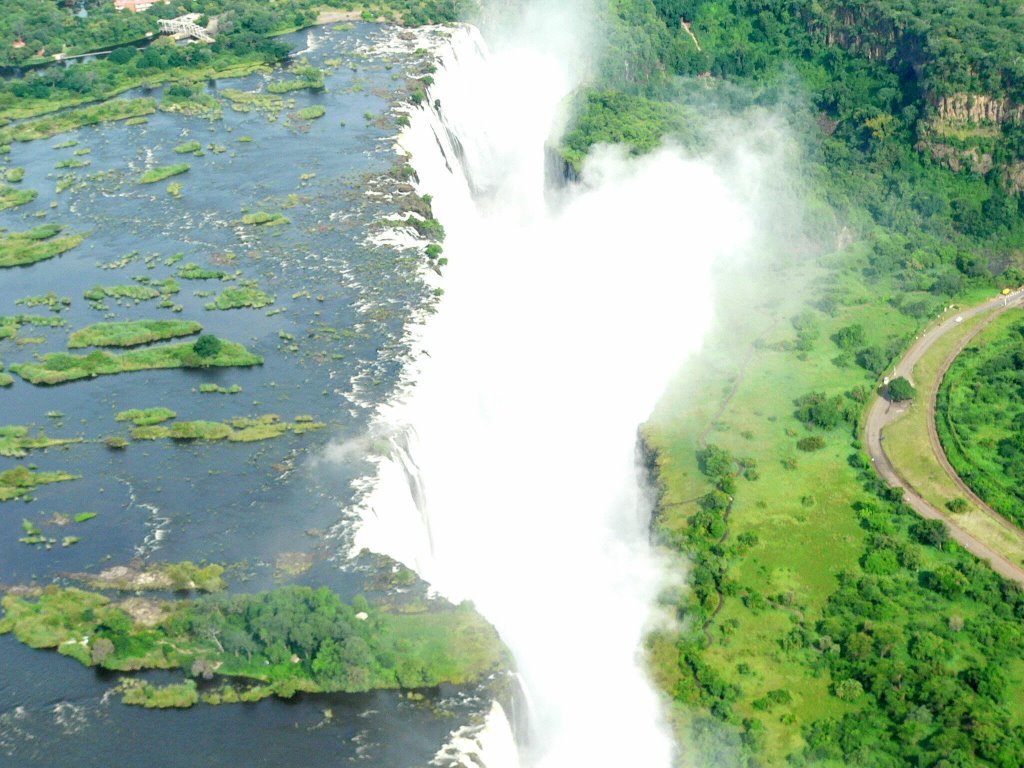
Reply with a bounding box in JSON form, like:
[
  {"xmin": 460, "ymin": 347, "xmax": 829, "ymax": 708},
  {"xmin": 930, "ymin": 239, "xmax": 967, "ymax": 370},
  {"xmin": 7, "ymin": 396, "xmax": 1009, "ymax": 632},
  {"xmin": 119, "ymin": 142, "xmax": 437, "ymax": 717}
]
[{"xmin": 350, "ymin": 17, "xmax": 759, "ymax": 768}]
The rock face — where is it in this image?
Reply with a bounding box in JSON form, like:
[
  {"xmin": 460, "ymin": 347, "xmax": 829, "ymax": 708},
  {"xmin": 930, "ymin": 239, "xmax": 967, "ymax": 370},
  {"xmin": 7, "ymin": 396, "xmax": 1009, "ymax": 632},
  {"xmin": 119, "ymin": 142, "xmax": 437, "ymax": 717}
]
[
  {"xmin": 808, "ymin": 2, "xmax": 1024, "ymax": 192},
  {"xmin": 932, "ymin": 93, "xmax": 1024, "ymax": 125}
]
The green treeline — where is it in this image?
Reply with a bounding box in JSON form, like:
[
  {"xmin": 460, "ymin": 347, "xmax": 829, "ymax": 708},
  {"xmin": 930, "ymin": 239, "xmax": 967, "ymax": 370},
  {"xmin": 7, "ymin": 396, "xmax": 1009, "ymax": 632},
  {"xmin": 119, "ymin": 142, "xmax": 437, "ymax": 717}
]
[
  {"xmin": 0, "ymin": 584, "xmax": 508, "ymax": 701},
  {"xmin": 0, "ymin": 0, "xmax": 468, "ymax": 120},
  {"xmin": 938, "ymin": 314, "xmax": 1024, "ymax": 526}
]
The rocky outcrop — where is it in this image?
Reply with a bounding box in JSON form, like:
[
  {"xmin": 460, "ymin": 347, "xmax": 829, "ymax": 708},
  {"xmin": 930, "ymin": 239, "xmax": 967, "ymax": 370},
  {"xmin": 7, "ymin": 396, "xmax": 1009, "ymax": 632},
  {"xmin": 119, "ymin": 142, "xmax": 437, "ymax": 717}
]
[
  {"xmin": 931, "ymin": 93, "xmax": 1024, "ymax": 125},
  {"xmin": 1007, "ymin": 163, "xmax": 1024, "ymax": 195}
]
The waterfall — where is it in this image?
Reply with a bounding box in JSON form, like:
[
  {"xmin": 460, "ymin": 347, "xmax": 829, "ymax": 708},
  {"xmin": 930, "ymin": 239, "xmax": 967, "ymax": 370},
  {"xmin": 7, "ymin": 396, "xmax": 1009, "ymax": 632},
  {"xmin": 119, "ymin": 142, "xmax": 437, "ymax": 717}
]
[{"xmin": 354, "ymin": 16, "xmax": 758, "ymax": 768}]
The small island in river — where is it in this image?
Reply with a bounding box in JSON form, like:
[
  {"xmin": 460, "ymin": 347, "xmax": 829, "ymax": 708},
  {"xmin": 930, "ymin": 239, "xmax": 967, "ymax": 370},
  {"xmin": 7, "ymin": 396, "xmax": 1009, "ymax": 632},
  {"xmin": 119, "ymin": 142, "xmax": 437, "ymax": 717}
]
[{"xmin": 0, "ymin": 580, "xmax": 510, "ymax": 708}]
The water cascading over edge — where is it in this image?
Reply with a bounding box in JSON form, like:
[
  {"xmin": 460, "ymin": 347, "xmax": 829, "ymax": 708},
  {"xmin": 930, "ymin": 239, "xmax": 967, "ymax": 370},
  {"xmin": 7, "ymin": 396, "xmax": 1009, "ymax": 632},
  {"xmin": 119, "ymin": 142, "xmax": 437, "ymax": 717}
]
[{"xmin": 355, "ymin": 17, "xmax": 757, "ymax": 768}]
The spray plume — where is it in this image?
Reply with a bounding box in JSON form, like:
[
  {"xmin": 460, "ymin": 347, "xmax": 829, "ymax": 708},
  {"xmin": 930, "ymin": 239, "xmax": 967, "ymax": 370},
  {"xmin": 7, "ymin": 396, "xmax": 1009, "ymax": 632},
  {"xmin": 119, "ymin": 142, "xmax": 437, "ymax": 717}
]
[{"xmin": 350, "ymin": 2, "xmax": 778, "ymax": 764}]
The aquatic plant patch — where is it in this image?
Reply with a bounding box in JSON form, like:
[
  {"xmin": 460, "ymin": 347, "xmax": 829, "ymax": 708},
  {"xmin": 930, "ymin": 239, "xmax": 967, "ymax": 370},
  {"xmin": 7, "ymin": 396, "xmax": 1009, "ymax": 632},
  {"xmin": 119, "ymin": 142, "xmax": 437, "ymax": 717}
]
[
  {"xmin": 10, "ymin": 340, "xmax": 263, "ymax": 385},
  {"xmin": 68, "ymin": 320, "xmax": 202, "ymax": 349}
]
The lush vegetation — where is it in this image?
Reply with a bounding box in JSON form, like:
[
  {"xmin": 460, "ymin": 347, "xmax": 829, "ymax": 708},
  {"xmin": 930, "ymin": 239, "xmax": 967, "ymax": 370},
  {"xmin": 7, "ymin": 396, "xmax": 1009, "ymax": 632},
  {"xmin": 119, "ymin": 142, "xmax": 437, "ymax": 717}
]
[
  {"xmin": 0, "ymin": 583, "xmax": 508, "ymax": 705},
  {"xmin": 0, "ymin": 99, "xmax": 156, "ymax": 143},
  {"xmin": 0, "ymin": 1, "xmax": 467, "ymax": 123},
  {"xmin": 115, "ymin": 407, "xmax": 177, "ymax": 426},
  {"xmin": 571, "ymin": 1, "xmax": 1024, "ymax": 764},
  {"xmin": 938, "ymin": 313, "xmax": 1024, "ymax": 526},
  {"xmin": 0, "ymin": 185, "xmax": 37, "ymax": 210},
  {"xmin": 0, "ymin": 228, "xmax": 85, "ymax": 269},
  {"xmin": 241, "ymin": 211, "xmax": 289, "ymax": 226},
  {"xmin": 293, "ymin": 105, "xmax": 325, "ymax": 120},
  {"xmin": 177, "ymin": 262, "xmax": 228, "ymax": 280},
  {"xmin": 10, "ymin": 339, "xmax": 262, "ymax": 385},
  {"xmin": 139, "ymin": 164, "xmax": 189, "ymax": 184},
  {"xmin": 83, "ymin": 280, "xmax": 179, "ymax": 302},
  {"xmin": 0, "ymin": 465, "xmax": 78, "ymax": 501},
  {"xmin": 68, "ymin": 320, "xmax": 202, "ymax": 348},
  {"xmin": 0, "ymin": 425, "xmax": 80, "ymax": 457},
  {"xmin": 205, "ymin": 286, "xmax": 275, "ymax": 310},
  {"xmin": 129, "ymin": 414, "xmax": 323, "ymax": 443}
]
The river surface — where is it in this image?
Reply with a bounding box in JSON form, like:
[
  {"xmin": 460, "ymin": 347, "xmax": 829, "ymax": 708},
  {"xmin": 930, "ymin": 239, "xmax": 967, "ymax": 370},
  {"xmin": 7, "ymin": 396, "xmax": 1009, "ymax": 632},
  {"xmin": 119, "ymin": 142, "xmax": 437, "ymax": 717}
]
[{"xmin": 0, "ymin": 23, "xmax": 489, "ymax": 767}]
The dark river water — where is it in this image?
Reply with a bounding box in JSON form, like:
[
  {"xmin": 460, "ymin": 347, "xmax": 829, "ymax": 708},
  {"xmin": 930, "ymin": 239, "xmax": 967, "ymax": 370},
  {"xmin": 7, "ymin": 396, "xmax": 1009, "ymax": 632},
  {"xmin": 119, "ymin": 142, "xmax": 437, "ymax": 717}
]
[{"xmin": 0, "ymin": 23, "xmax": 482, "ymax": 767}]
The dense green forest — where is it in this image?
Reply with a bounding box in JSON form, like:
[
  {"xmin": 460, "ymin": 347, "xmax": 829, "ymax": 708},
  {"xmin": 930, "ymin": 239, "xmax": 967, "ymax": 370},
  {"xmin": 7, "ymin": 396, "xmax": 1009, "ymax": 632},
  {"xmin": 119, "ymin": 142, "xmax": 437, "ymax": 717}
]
[{"xmin": 938, "ymin": 313, "xmax": 1024, "ymax": 526}]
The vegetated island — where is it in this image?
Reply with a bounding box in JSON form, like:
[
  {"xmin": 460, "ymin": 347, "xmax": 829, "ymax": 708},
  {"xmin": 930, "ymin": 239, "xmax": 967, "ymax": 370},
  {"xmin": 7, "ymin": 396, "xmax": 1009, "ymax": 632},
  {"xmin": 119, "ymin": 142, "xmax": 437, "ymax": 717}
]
[
  {"xmin": 0, "ymin": 425, "xmax": 81, "ymax": 457},
  {"xmin": 0, "ymin": 226, "xmax": 85, "ymax": 269},
  {"xmin": 0, "ymin": 583, "xmax": 509, "ymax": 708},
  {"xmin": 10, "ymin": 338, "xmax": 262, "ymax": 385},
  {"xmin": 128, "ymin": 414, "xmax": 323, "ymax": 443},
  {"xmin": 139, "ymin": 164, "xmax": 189, "ymax": 185},
  {"xmin": 68, "ymin": 320, "xmax": 202, "ymax": 348},
  {"xmin": 0, "ymin": 465, "xmax": 78, "ymax": 501},
  {"xmin": 0, "ymin": 99, "xmax": 156, "ymax": 144}
]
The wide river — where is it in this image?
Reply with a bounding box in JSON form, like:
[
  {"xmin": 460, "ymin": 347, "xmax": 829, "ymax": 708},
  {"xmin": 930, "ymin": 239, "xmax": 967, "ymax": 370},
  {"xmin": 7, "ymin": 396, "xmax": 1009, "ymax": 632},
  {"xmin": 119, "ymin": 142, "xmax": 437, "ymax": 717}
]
[{"xmin": 0, "ymin": 23, "xmax": 489, "ymax": 767}]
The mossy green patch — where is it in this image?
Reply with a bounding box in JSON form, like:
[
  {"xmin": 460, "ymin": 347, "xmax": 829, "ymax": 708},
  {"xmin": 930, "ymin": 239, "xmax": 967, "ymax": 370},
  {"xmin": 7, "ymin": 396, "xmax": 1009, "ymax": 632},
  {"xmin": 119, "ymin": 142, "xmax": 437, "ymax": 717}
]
[
  {"xmin": 129, "ymin": 415, "xmax": 322, "ymax": 443},
  {"xmin": 199, "ymin": 383, "xmax": 241, "ymax": 394},
  {"xmin": 205, "ymin": 286, "xmax": 274, "ymax": 310},
  {"xmin": 139, "ymin": 164, "xmax": 189, "ymax": 185},
  {"xmin": 69, "ymin": 320, "xmax": 202, "ymax": 349},
  {"xmin": 10, "ymin": 340, "xmax": 262, "ymax": 385},
  {"xmin": 0, "ymin": 425, "xmax": 81, "ymax": 457},
  {"xmin": 0, "ymin": 230, "xmax": 85, "ymax": 269},
  {"xmin": 293, "ymin": 105, "xmax": 326, "ymax": 120},
  {"xmin": 0, "ymin": 465, "xmax": 78, "ymax": 501},
  {"xmin": 115, "ymin": 408, "xmax": 177, "ymax": 427},
  {"xmin": 0, "ymin": 184, "xmax": 37, "ymax": 210},
  {"xmin": 241, "ymin": 212, "xmax": 289, "ymax": 226},
  {"xmin": 0, "ymin": 99, "xmax": 156, "ymax": 144},
  {"xmin": 177, "ymin": 262, "xmax": 227, "ymax": 280},
  {"xmin": 83, "ymin": 281, "xmax": 179, "ymax": 303}
]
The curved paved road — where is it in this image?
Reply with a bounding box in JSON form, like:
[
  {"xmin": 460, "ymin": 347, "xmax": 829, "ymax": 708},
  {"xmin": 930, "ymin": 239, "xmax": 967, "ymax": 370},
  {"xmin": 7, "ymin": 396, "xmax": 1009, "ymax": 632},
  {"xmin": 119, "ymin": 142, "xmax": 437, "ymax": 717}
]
[{"xmin": 865, "ymin": 290, "xmax": 1024, "ymax": 585}]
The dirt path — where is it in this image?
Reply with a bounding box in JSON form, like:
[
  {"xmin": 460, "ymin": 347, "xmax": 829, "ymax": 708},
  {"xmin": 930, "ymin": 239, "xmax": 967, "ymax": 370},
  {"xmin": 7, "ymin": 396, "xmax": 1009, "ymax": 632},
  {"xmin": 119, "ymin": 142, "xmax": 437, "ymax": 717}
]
[{"xmin": 865, "ymin": 290, "xmax": 1024, "ymax": 585}]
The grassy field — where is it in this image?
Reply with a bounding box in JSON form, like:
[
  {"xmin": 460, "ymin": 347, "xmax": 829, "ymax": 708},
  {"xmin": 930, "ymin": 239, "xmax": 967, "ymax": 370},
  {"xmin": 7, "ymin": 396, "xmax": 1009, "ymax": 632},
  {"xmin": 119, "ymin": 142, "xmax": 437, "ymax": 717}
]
[
  {"xmin": 10, "ymin": 340, "xmax": 262, "ymax": 385},
  {"xmin": 641, "ymin": 254, "xmax": 996, "ymax": 759},
  {"xmin": 68, "ymin": 320, "xmax": 202, "ymax": 349}
]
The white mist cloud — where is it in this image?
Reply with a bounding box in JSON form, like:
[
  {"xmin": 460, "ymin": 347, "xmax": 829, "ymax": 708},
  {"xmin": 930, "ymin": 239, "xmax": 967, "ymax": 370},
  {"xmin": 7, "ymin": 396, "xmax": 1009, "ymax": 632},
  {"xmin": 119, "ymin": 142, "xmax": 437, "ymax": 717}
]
[{"xmin": 347, "ymin": 5, "xmax": 797, "ymax": 766}]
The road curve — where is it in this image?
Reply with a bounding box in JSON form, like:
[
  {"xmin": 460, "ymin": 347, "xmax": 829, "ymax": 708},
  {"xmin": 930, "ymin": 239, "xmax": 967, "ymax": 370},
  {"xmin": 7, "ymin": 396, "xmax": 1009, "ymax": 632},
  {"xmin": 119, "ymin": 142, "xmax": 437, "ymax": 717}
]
[{"xmin": 864, "ymin": 290, "xmax": 1024, "ymax": 586}]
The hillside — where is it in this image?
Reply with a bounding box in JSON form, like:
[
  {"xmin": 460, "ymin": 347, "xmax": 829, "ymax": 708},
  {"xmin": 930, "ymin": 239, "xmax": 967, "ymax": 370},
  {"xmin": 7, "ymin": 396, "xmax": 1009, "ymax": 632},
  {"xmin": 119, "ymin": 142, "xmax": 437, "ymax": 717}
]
[{"xmin": 560, "ymin": 1, "xmax": 1024, "ymax": 764}]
